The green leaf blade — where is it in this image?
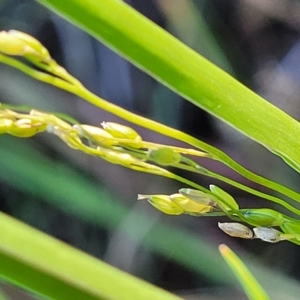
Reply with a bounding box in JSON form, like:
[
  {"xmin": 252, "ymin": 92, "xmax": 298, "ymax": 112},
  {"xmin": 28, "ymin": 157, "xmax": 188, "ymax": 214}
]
[
  {"xmin": 219, "ymin": 244, "xmax": 270, "ymax": 300},
  {"xmin": 0, "ymin": 211, "xmax": 182, "ymax": 300},
  {"xmin": 37, "ymin": 0, "xmax": 300, "ymax": 172}
]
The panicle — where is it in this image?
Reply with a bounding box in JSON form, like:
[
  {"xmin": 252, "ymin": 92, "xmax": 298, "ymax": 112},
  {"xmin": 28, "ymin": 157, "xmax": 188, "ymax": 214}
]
[
  {"xmin": 73, "ymin": 124, "xmax": 114, "ymax": 147},
  {"xmin": 218, "ymin": 222, "xmax": 254, "ymax": 239},
  {"xmin": 0, "ymin": 30, "xmax": 51, "ymax": 63},
  {"xmin": 242, "ymin": 208, "xmax": 285, "ymax": 227},
  {"xmin": 8, "ymin": 118, "xmax": 47, "ymax": 137},
  {"xmin": 148, "ymin": 148, "xmax": 181, "ymax": 166},
  {"xmin": 101, "ymin": 122, "xmax": 142, "ymax": 148},
  {"xmin": 209, "ymin": 185, "xmax": 239, "ymax": 211},
  {"xmin": 179, "ymin": 188, "xmax": 217, "ymax": 207},
  {"xmin": 253, "ymin": 227, "xmax": 282, "ymax": 243},
  {"xmin": 170, "ymin": 193, "xmax": 211, "ymax": 214},
  {"xmin": 138, "ymin": 194, "xmax": 184, "ymax": 215},
  {"xmin": 0, "ymin": 118, "xmax": 14, "ymax": 134},
  {"xmin": 0, "ymin": 109, "xmax": 47, "ymax": 137}
]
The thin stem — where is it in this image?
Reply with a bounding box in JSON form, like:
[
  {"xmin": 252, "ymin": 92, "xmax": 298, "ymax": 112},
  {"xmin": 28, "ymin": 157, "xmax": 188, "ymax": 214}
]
[
  {"xmin": 175, "ymin": 160, "xmax": 300, "ymax": 216},
  {"xmin": 1, "ymin": 53, "xmax": 300, "ymax": 208}
]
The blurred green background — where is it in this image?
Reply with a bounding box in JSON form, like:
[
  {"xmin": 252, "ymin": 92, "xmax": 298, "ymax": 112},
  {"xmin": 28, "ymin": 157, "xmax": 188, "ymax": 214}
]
[{"xmin": 1, "ymin": 0, "xmax": 300, "ymax": 299}]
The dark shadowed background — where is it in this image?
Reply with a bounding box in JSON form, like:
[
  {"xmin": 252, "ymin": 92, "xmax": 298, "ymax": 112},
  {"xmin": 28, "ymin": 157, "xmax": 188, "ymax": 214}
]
[{"xmin": 1, "ymin": 0, "xmax": 300, "ymax": 299}]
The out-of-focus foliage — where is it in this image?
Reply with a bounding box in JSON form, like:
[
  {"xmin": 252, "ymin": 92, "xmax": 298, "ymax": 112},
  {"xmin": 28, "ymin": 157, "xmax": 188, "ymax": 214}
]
[
  {"xmin": 219, "ymin": 245, "xmax": 270, "ymax": 300},
  {"xmin": 1, "ymin": 0, "xmax": 300, "ymax": 299}
]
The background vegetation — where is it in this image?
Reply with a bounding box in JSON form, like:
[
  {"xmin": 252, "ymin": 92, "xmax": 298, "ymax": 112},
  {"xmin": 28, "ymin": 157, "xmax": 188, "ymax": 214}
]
[{"xmin": 1, "ymin": 0, "xmax": 300, "ymax": 299}]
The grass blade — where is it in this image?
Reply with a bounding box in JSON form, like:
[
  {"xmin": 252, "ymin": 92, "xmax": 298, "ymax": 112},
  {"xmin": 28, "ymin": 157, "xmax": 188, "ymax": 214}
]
[
  {"xmin": 0, "ymin": 210, "xmax": 182, "ymax": 300},
  {"xmin": 36, "ymin": 0, "xmax": 300, "ymax": 172},
  {"xmin": 219, "ymin": 244, "xmax": 270, "ymax": 300}
]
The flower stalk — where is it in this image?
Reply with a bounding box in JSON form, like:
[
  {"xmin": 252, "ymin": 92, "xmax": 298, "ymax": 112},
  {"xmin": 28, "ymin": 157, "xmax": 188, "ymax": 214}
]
[
  {"xmin": 1, "ymin": 30, "xmax": 300, "ymax": 211},
  {"xmin": 2, "ymin": 30, "xmax": 300, "ymax": 245}
]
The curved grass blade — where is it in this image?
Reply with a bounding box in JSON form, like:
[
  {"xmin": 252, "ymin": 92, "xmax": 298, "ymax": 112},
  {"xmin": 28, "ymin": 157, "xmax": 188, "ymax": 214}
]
[
  {"xmin": 2, "ymin": 22, "xmax": 300, "ymax": 211},
  {"xmin": 0, "ymin": 211, "xmax": 182, "ymax": 300},
  {"xmin": 36, "ymin": 0, "xmax": 300, "ymax": 175},
  {"xmin": 2, "ymin": 53, "xmax": 300, "ymax": 216},
  {"xmin": 219, "ymin": 244, "xmax": 270, "ymax": 300}
]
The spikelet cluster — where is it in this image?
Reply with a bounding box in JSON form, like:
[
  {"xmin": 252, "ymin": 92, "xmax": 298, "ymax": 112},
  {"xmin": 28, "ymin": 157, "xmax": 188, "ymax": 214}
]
[
  {"xmin": 0, "ymin": 105, "xmax": 210, "ymax": 178},
  {"xmin": 139, "ymin": 184, "xmax": 300, "ymax": 244}
]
